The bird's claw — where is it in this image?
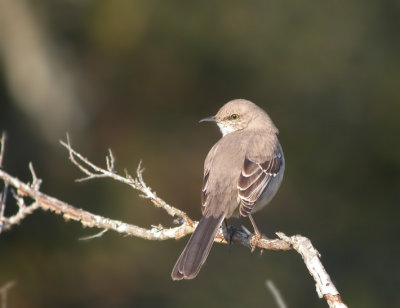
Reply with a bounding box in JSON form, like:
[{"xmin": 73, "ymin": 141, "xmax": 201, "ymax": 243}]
[{"xmin": 250, "ymin": 233, "xmax": 262, "ymax": 253}]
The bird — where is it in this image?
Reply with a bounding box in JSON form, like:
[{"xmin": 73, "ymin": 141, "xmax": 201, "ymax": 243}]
[{"xmin": 171, "ymin": 99, "xmax": 285, "ymax": 280}]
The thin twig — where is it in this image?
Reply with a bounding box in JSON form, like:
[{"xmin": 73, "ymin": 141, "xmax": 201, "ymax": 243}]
[
  {"xmin": 0, "ymin": 280, "xmax": 16, "ymax": 308},
  {"xmin": 79, "ymin": 229, "xmax": 108, "ymax": 241},
  {"xmin": 266, "ymin": 279, "xmax": 287, "ymax": 308},
  {"xmin": 0, "ymin": 184, "xmax": 8, "ymax": 231},
  {"xmin": 0, "ymin": 132, "xmax": 6, "ymax": 168},
  {"xmin": 29, "ymin": 162, "xmax": 42, "ymax": 190}
]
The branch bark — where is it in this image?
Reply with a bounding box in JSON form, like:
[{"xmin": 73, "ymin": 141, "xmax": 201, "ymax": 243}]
[{"xmin": 0, "ymin": 134, "xmax": 347, "ymax": 308}]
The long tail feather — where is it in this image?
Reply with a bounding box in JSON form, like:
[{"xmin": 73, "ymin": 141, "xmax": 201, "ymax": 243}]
[{"xmin": 171, "ymin": 215, "xmax": 224, "ymax": 280}]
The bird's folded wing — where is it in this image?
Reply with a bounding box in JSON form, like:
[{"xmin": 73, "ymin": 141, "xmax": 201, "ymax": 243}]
[
  {"xmin": 201, "ymin": 142, "xmax": 220, "ymax": 215},
  {"xmin": 238, "ymin": 151, "xmax": 282, "ymax": 216}
]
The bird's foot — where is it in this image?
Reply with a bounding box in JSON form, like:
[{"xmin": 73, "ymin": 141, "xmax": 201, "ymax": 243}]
[
  {"xmin": 250, "ymin": 232, "xmax": 262, "ymax": 253},
  {"xmin": 222, "ymin": 223, "xmax": 236, "ymax": 247},
  {"xmin": 248, "ymin": 214, "xmax": 264, "ymax": 253},
  {"xmin": 250, "ymin": 230, "xmax": 268, "ymax": 254}
]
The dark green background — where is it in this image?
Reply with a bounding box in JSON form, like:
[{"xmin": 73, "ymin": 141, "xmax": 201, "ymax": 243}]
[{"xmin": 1, "ymin": 1, "xmax": 399, "ymax": 307}]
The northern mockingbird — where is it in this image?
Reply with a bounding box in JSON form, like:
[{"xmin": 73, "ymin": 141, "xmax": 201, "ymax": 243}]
[{"xmin": 171, "ymin": 99, "xmax": 285, "ymax": 280}]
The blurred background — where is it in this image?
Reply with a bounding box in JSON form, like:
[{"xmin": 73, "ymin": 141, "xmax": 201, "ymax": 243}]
[{"xmin": 0, "ymin": 0, "xmax": 399, "ymax": 307}]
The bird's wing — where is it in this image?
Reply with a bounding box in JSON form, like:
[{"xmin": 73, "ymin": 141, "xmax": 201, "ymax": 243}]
[
  {"xmin": 238, "ymin": 148, "xmax": 283, "ymax": 217},
  {"xmin": 201, "ymin": 142, "xmax": 220, "ymax": 215}
]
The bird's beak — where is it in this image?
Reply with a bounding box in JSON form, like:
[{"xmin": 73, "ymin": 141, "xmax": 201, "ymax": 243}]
[{"xmin": 199, "ymin": 116, "xmax": 216, "ymax": 123}]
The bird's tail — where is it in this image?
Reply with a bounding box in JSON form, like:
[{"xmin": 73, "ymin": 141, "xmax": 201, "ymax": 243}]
[{"xmin": 171, "ymin": 215, "xmax": 224, "ymax": 280}]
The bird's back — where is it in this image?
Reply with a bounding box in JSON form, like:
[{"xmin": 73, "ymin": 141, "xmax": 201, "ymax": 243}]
[{"xmin": 202, "ymin": 129, "xmax": 279, "ymax": 218}]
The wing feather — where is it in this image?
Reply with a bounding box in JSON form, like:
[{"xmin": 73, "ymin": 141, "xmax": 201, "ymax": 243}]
[{"xmin": 238, "ymin": 153, "xmax": 282, "ymax": 217}]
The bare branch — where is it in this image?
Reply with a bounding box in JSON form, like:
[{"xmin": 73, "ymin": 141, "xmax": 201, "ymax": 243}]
[
  {"xmin": 0, "ymin": 135, "xmax": 347, "ymax": 307},
  {"xmin": 277, "ymin": 233, "xmax": 348, "ymax": 308},
  {"xmin": 59, "ymin": 136, "xmax": 194, "ymax": 225},
  {"xmin": 0, "ymin": 167, "xmax": 195, "ymax": 239}
]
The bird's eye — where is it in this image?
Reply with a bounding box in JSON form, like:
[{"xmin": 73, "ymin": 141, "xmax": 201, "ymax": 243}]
[{"xmin": 230, "ymin": 114, "xmax": 239, "ymax": 120}]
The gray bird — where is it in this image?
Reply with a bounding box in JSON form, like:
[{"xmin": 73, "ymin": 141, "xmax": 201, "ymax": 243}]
[{"xmin": 171, "ymin": 99, "xmax": 285, "ymax": 280}]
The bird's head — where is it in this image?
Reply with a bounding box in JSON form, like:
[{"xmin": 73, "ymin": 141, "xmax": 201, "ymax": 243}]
[{"xmin": 200, "ymin": 99, "xmax": 277, "ymax": 136}]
